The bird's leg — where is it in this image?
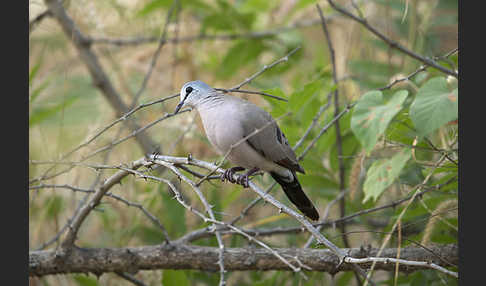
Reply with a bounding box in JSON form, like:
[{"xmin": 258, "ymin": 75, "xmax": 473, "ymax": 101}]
[
  {"xmin": 221, "ymin": 166, "xmax": 245, "ymax": 183},
  {"xmin": 236, "ymin": 167, "xmax": 260, "ymax": 188}
]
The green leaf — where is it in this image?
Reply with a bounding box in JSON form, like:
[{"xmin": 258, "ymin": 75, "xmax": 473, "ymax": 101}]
[
  {"xmin": 351, "ymin": 90, "xmax": 409, "ymax": 153},
  {"xmin": 137, "ymin": 0, "xmax": 210, "ymax": 16},
  {"xmin": 29, "ymin": 95, "xmax": 80, "ymax": 126},
  {"xmin": 409, "ymin": 76, "xmax": 458, "ymax": 137},
  {"xmin": 362, "ymin": 148, "xmax": 412, "ymax": 203},
  {"xmin": 216, "ymin": 40, "xmax": 266, "ymax": 79},
  {"xmin": 201, "ymin": 0, "xmax": 256, "ymax": 32},
  {"xmin": 289, "ymin": 79, "xmax": 322, "ymax": 113},
  {"xmin": 159, "ymin": 184, "xmax": 186, "ymax": 236},
  {"xmin": 30, "ymin": 80, "xmax": 49, "ymax": 103},
  {"xmin": 29, "ymin": 63, "xmax": 41, "ymax": 86},
  {"xmin": 46, "ymin": 195, "xmax": 64, "ymax": 218},
  {"xmin": 162, "ymin": 270, "xmax": 189, "ymax": 286},
  {"xmin": 264, "ymin": 87, "xmax": 289, "ymax": 118},
  {"xmin": 398, "ymin": 162, "xmax": 425, "ymax": 186},
  {"xmin": 73, "ymin": 274, "xmax": 99, "ymax": 286}
]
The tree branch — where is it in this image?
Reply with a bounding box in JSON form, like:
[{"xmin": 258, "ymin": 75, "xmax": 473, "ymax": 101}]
[
  {"xmin": 29, "ymin": 243, "xmax": 458, "ymax": 276},
  {"xmin": 43, "ymin": 0, "xmax": 159, "ymax": 157},
  {"xmin": 326, "ymin": 0, "xmax": 458, "ymax": 78}
]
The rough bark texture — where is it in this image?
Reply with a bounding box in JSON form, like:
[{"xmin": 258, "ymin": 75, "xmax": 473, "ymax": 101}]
[{"xmin": 30, "ymin": 243, "xmax": 457, "ymax": 276}]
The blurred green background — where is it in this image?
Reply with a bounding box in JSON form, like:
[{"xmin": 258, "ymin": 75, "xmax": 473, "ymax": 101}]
[{"xmin": 29, "ymin": 0, "xmax": 458, "ymax": 285}]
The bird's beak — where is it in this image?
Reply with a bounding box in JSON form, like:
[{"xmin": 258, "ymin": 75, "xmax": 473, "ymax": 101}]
[{"xmin": 174, "ymin": 101, "xmax": 184, "ymax": 114}]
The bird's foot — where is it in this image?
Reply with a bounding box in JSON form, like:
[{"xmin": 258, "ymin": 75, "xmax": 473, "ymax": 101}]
[
  {"xmin": 236, "ymin": 167, "xmax": 260, "ymax": 188},
  {"xmin": 221, "ymin": 166, "xmax": 245, "ymax": 183}
]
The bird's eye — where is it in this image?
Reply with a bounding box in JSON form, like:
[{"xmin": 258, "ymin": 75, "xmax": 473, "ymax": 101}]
[{"xmin": 185, "ymin": 86, "xmax": 193, "ymax": 94}]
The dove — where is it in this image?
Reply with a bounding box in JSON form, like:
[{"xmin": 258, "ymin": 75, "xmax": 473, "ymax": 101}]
[{"xmin": 174, "ymin": 80, "xmax": 319, "ymax": 220}]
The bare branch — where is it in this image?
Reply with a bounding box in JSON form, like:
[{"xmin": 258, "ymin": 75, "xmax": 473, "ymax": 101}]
[
  {"xmin": 344, "ymin": 256, "xmax": 457, "ymax": 278},
  {"xmin": 150, "ymin": 154, "xmax": 374, "ymax": 285},
  {"xmin": 88, "ymin": 17, "xmax": 340, "ymax": 47},
  {"xmin": 379, "ymin": 47, "xmax": 458, "ymax": 91},
  {"xmin": 215, "ymin": 88, "xmax": 288, "ymax": 102},
  {"xmin": 40, "ymin": 0, "xmax": 161, "ymax": 186},
  {"xmin": 115, "ymin": 272, "xmax": 148, "ymax": 286},
  {"xmin": 326, "ymin": 0, "xmax": 458, "ymax": 78},
  {"xmin": 59, "ymin": 158, "xmax": 153, "ymax": 248},
  {"xmin": 298, "ymin": 102, "xmax": 355, "ymax": 161},
  {"xmin": 29, "ymin": 243, "xmax": 458, "ymax": 276},
  {"xmin": 231, "ymin": 46, "xmax": 301, "ymax": 90},
  {"xmin": 129, "ymin": 0, "xmax": 178, "ymax": 109},
  {"xmin": 29, "ymin": 10, "xmax": 52, "ymax": 35}
]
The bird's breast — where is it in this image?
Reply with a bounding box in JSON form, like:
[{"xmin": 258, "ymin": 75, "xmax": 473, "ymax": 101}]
[{"xmin": 198, "ymin": 107, "xmax": 244, "ymax": 155}]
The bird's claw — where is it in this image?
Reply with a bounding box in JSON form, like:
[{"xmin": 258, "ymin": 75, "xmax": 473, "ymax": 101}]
[
  {"xmin": 221, "ymin": 169, "xmax": 237, "ymax": 183},
  {"xmin": 236, "ymin": 175, "xmax": 250, "ymax": 188}
]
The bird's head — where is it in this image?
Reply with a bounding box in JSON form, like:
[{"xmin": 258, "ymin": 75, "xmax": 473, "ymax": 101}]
[{"xmin": 174, "ymin": 80, "xmax": 215, "ymax": 114}]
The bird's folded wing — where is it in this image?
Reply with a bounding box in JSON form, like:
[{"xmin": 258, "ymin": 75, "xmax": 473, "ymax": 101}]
[{"xmin": 240, "ymin": 102, "xmax": 305, "ymax": 174}]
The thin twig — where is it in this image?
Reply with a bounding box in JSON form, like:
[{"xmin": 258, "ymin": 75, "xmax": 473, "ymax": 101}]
[
  {"xmin": 326, "ymin": 0, "xmax": 457, "ymax": 78},
  {"xmin": 298, "ymin": 102, "xmax": 356, "ymax": 160},
  {"xmin": 215, "ymin": 88, "xmax": 288, "ymax": 102},
  {"xmin": 59, "ymin": 158, "xmax": 153, "ymax": 248},
  {"xmin": 231, "ymin": 46, "xmax": 301, "ymax": 90},
  {"xmin": 151, "ymin": 154, "xmax": 375, "ymax": 285},
  {"xmin": 29, "ymin": 10, "xmax": 52, "ymax": 35},
  {"xmin": 344, "ymin": 256, "xmax": 457, "ymax": 278},
  {"xmin": 129, "ymin": 0, "xmax": 179, "ymax": 109},
  {"xmin": 89, "ymin": 17, "xmax": 339, "ymax": 46},
  {"xmin": 115, "ymin": 272, "xmax": 148, "ymax": 286}
]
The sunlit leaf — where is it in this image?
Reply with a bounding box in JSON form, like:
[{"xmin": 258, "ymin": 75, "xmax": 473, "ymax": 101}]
[
  {"xmin": 351, "ymin": 90, "xmax": 408, "ymax": 153},
  {"xmin": 409, "ymin": 76, "xmax": 458, "ymax": 137},
  {"xmin": 362, "ymin": 148, "xmax": 412, "ymax": 203}
]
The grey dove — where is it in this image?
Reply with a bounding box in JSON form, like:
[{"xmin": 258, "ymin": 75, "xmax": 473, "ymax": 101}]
[{"xmin": 174, "ymin": 80, "xmax": 319, "ymax": 220}]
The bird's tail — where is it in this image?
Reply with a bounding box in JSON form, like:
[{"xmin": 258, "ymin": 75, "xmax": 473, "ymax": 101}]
[{"xmin": 270, "ymin": 171, "xmax": 319, "ymax": 220}]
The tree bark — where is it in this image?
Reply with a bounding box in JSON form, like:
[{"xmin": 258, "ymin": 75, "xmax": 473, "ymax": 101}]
[{"xmin": 30, "ymin": 243, "xmax": 457, "ymax": 276}]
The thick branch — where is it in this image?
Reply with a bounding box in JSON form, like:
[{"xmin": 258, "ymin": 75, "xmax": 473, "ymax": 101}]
[{"xmin": 29, "ymin": 244, "xmax": 457, "ymax": 276}]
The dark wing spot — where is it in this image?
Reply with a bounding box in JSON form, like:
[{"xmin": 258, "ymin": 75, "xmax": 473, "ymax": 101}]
[
  {"xmin": 276, "ymin": 127, "xmax": 289, "ymax": 146},
  {"xmin": 276, "ymin": 127, "xmax": 285, "ymax": 145},
  {"xmin": 282, "ymin": 132, "xmax": 289, "ymax": 146},
  {"xmin": 276, "ymin": 127, "xmax": 283, "ymax": 144}
]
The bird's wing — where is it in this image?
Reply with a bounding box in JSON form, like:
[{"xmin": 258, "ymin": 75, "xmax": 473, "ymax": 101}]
[{"xmin": 237, "ymin": 99, "xmax": 305, "ymax": 174}]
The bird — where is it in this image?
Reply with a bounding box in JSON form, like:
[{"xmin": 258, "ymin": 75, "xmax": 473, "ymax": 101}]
[{"xmin": 173, "ymin": 80, "xmax": 319, "ymax": 220}]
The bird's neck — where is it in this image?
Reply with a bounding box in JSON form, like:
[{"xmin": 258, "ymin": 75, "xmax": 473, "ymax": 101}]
[{"xmin": 195, "ymin": 93, "xmax": 225, "ymax": 112}]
